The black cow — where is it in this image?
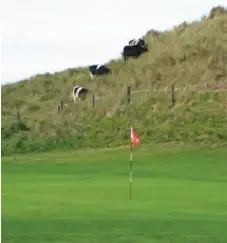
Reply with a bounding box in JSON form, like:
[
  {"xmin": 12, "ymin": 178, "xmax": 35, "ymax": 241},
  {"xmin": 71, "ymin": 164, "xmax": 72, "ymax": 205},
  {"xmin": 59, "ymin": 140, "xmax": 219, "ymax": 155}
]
[
  {"xmin": 89, "ymin": 64, "xmax": 111, "ymax": 79},
  {"xmin": 72, "ymin": 86, "xmax": 90, "ymax": 102},
  {"xmin": 128, "ymin": 38, "xmax": 146, "ymax": 47},
  {"xmin": 122, "ymin": 44, "xmax": 148, "ymax": 61}
]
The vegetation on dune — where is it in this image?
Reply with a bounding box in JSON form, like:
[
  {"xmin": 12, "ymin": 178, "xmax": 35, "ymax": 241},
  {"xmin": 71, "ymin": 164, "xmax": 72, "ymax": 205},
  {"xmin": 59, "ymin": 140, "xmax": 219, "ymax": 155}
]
[{"xmin": 1, "ymin": 6, "xmax": 227, "ymax": 155}]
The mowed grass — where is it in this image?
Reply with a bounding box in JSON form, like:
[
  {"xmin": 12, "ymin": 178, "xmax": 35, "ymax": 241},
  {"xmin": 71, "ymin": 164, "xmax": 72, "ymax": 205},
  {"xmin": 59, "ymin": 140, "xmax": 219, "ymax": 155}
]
[{"xmin": 2, "ymin": 144, "xmax": 227, "ymax": 243}]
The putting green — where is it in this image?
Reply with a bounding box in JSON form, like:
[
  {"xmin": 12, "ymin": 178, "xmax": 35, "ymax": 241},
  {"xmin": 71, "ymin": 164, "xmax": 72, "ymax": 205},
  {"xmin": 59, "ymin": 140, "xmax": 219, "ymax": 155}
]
[{"xmin": 2, "ymin": 144, "xmax": 227, "ymax": 243}]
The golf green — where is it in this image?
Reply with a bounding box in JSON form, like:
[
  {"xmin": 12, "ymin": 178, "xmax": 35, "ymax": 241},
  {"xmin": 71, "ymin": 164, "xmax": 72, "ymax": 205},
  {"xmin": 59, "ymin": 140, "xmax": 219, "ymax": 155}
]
[{"xmin": 2, "ymin": 144, "xmax": 227, "ymax": 243}]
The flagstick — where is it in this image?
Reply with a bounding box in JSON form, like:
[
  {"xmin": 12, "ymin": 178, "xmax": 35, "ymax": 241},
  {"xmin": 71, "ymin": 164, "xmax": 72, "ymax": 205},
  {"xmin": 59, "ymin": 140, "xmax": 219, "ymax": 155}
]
[{"xmin": 130, "ymin": 142, "xmax": 133, "ymax": 199}]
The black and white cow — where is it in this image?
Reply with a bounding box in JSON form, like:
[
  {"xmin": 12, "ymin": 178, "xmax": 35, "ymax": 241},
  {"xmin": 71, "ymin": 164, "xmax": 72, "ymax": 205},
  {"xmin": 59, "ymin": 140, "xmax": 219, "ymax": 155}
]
[
  {"xmin": 89, "ymin": 64, "xmax": 111, "ymax": 79},
  {"xmin": 128, "ymin": 38, "xmax": 146, "ymax": 47},
  {"xmin": 122, "ymin": 44, "xmax": 148, "ymax": 61},
  {"xmin": 72, "ymin": 86, "xmax": 90, "ymax": 102}
]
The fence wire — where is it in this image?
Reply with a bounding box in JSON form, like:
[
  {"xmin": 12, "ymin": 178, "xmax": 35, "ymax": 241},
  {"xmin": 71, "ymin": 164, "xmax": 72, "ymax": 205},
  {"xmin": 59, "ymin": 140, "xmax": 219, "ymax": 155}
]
[{"xmin": 2, "ymin": 85, "xmax": 227, "ymax": 118}]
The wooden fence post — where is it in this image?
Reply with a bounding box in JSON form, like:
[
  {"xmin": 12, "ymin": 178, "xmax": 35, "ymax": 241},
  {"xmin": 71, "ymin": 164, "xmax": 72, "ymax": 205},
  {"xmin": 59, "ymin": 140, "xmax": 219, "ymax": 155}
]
[
  {"xmin": 171, "ymin": 84, "xmax": 175, "ymax": 105},
  {"xmin": 16, "ymin": 111, "xmax": 20, "ymax": 131},
  {"xmin": 92, "ymin": 94, "xmax": 95, "ymax": 108},
  {"xmin": 57, "ymin": 105, "xmax": 61, "ymax": 113},
  {"xmin": 60, "ymin": 100, "xmax": 64, "ymax": 110},
  {"xmin": 127, "ymin": 85, "xmax": 131, "ymax": 104}
]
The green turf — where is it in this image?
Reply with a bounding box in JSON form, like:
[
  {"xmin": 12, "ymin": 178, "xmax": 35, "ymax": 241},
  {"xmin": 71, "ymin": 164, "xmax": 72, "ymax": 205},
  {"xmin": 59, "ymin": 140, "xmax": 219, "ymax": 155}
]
[{"xmin": 2, "ymin": 144, "xmax": 227, "ymax": 243}]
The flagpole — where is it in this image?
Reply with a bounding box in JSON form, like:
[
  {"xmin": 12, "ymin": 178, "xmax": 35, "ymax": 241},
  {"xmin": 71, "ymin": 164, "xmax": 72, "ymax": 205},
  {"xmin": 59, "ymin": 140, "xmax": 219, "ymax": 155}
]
[
  {"xmin": 130, "ymin": 127, "xmax": 133, "ymax": 199},
  {"xmin": 130, "ymin": 141, "xmax": 132, "ymax": 199}
]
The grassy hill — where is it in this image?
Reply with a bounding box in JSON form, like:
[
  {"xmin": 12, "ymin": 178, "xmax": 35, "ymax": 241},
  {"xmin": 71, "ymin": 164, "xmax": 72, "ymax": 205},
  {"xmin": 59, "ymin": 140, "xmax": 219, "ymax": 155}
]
[{"xmin": 2, "ymin": 6, "xmax": 227, "ymax": 155}]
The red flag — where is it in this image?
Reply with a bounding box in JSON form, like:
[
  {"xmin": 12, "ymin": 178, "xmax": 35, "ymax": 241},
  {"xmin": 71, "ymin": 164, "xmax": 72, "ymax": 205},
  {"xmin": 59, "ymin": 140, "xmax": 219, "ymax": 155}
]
[{"xmin": 131, "ymin": 127, "xmax": 141, "ymax": 147}]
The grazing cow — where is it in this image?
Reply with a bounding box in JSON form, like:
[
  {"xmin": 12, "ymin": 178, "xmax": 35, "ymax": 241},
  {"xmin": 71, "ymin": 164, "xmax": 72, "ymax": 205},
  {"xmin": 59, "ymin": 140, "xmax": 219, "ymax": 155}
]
[
  {"xmin": 128, "ymin": 38, "xmax": 146, "ymax": 47},
  {"xmin": 89, "ymin": 64, "xmax": 111, "ymax": 79},
  {"xmin": 122, "ymin": 44, "xmax": 148, "ymax": 61},
  {"xmin": 72, "ymin": 86, "xmax": 90, "ymax": 102}
]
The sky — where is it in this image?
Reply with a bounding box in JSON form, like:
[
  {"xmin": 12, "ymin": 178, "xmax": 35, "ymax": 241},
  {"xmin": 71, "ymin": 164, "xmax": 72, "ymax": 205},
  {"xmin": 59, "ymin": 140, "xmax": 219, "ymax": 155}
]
[{"xmin": 1, "ymin": 0, "xmax": 227, "ymax": 85}]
